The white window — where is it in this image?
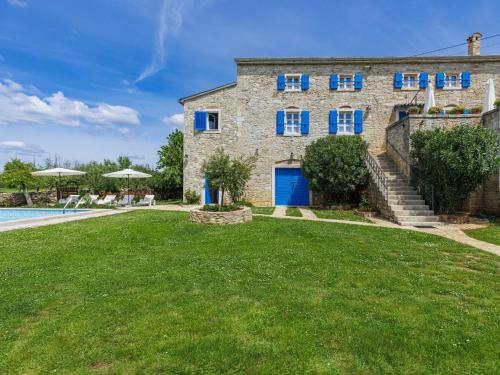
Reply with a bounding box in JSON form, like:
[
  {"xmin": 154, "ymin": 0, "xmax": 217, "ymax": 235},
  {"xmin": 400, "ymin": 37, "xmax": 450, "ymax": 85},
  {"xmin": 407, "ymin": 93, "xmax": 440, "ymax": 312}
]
[
  {"xmin": 338, "ymin": 110, "xmax": 354, "ymax": 135},
  {"xmin": 285, "ymin": 111, "xmax": 300, "ymax": 135},
  {"xmin": 402, "ymin": 73, "xmax": 418, "ymax": 89},
  {"xmin": 338, "ymin": 75, "xmax": 354, "ymax": 90},
  {"xmin": 207, "ymin": 111, "xmax": 220, "ymax": 131},
  {"xmin": 285, "ymin": 74, "xmax": 301, "ymax": 91},
  {"xmin": 444, "ymin": 73, "xmax": 460, "ymax": 89}
]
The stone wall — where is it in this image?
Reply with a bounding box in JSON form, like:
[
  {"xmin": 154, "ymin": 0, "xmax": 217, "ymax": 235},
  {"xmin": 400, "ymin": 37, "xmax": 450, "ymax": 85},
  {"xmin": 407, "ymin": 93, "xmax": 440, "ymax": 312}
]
[
  {"xmin": 386, "ymin": 114, "xmax": 482, "ymax": 177},
  {"xmin": 189, "ymin": 206, "xmax": 252, "ymax": 225},
  {"xmin": 0, "ymin": 192, "xmax": 57, "ymax": 207},
  {"xmin": 183, "ymin": 57, "xmax": 500, "ymax": 206},
  {"xmin": 467, "ymin": 108, "xmax": 500, "ymax": 214}
]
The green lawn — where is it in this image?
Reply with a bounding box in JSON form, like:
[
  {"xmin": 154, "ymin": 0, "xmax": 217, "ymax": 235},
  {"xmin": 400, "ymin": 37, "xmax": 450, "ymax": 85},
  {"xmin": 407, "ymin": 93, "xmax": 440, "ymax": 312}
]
[
  {"xmin": 0, "ymin": 187, "xmax": 20, "ymax": 193},
  {"xmin": 285, "ymin": 206, "xmax": 302, "ymax": 217},
  {"xmin": 0, "ymin": 211, "xmax": 499, "ymax": 374},
  {"xmin": 156, "ymin": 199, "xmax": 183, "ymax": 205},
  {"xmin": 251, "ymin": 206, "xmax": 275, "ymax": 215},
  {"xmin": 466, "ymin": 220, "xmax": 500, "ymax": 246},
  {"xmin": 313, "ymin": 209, "xmax": 370, "ymax": 222}
]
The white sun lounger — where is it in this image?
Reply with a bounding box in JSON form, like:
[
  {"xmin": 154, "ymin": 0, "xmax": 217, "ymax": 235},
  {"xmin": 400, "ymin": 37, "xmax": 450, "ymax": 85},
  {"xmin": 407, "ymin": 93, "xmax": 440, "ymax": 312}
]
[
  {"xmin": 136, "ymin": 194, "xmax": 156, "ymax": 206},
  {"xmin": 97, "ymin": 194, "xmax": 116, "ymax": 205}
]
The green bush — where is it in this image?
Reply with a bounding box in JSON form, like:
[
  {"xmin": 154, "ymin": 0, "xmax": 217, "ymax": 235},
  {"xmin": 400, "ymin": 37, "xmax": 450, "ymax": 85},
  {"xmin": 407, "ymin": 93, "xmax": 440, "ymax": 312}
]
[
  {"xmin": 184, "ymin": 190, "xmax": 200, "ymax": 204},
  {"xmin": 448, "ymin": 106, "xmax": 465, "ymax": 114},
  {"xmin": 302, "ymin": 136, "xmax": 368, "ymax": 204},
  {"xmin": 470, "ymin": 106, "xmax": 482, "ymax": 114},
  {"xmin": 236, "ymin": 200, "xmax": 254, "ymax": 207},
  {"xmin": 411, "ymin": 125, "xmax": 500, "ymax": 214},
  {"xmin": 427, "ymin": 106, "xmax": 442, "ymax": 115},
  {"xmin": 495, "ymin": 99, "xmax": 500, "ymax": 109},
  {"xmin": 408, "ymin": 106, "xmax": 421, "ymax": 114}
]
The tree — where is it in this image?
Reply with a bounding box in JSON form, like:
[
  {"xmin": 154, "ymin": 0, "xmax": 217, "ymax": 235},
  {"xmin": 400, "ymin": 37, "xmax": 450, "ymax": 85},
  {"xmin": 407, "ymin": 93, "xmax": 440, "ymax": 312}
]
[
  {"xmin": 0, "ymin": 159, "xmax": 39, "ymax": 206},
  {"xmin": 202, "ymin": 148, "xmax": 255, "ymax": 209},
  {"xmin": 302, "ymin": 136, "xmax": 368, "ymax": 204},
  {"xmin": 411, "ymin": 125, "xmax": 500, "ymax": 214},
  {"xmin": 157, "ymin": 130, "xmax": 183, "ymax": 189},
  {"xmin": 117, "ymin": 156, "xmax": 132, "ymax": 169}
]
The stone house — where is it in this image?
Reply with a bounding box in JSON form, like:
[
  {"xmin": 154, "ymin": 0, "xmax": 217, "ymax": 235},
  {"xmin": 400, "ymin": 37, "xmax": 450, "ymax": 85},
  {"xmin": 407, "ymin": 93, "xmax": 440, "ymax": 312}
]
[{"xmin": 179, "ymin": 33, "xmax": 500, "ymax": 220}]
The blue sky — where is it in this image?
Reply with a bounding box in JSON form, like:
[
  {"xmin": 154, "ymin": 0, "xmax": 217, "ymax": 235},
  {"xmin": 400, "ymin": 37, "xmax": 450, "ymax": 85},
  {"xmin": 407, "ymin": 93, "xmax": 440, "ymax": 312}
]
[{"xmin": 1, "ymin": 0, "xmax": 499, "ymax": 168}]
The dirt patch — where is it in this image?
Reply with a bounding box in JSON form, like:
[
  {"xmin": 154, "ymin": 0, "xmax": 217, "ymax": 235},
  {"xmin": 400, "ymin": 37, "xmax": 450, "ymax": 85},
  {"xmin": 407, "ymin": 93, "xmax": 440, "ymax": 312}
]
[{"xmin": 90, "ymin": 362, "xmax": 112, "ymax": 371}]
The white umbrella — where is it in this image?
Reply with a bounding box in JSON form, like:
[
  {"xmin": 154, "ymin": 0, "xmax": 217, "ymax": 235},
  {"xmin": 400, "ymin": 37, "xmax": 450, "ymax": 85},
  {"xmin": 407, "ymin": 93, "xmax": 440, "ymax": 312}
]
[
  {"xmin": 423, "ymin": 83, "xmax": 436, "ymax": 114},
  {"xmin": 483, "ymin": 78, "xmax": 496, "ymax": 113},
  {"xmin": 32, "ymin": 168, "xmax": 86, "ymax": 200},
  {"xmin": 102, "ymin": 169, "xmax": 152, "ymax": 204}
]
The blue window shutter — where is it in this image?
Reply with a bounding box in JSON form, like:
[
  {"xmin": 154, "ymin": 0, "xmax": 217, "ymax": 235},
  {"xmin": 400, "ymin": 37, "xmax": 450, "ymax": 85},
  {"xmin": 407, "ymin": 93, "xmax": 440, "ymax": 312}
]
[
  {"xmin": 435, "ymin": 72, "xmax": 445, "ymax": 89},
  {"xmin": 301, "ymin": 74, "xmax": 309, "ymax": 91},
  {"xmin": 354, "ymin": 73, "xmax": 363, "ymax": 90},
  {"xmin": 419, "ymin": 72, "xmax": 428, "ymax": 89},
  {"xmin": 461, "ymin": 71, "xmax": 471, "ymax": 88},
  {"xmin": 276, "ymin": 111, "xmax": 285, "ymax": 135},
  {"xmin": 329, "ymin": 110, "xmax": 338, "ymax": 134},
  {"xmin": 277, "ymin": 75, "xmax": 285, "ymax": 91},
  {"xmin": 354, "ymin": 110, "xmax": 363, "ymax": 134},
  {"xmin": 330, "ymin": 74, "xmax": 339, "ymax": 90},
  {"xmin": 194, "ymin": 111, "xmax": 207, "ymax": 131},
  {"xmin": 394, "ymin": 72, "xmax": 403, "ymax": 89},
  {"xmin": 301, "ymin": 111, "xmax": 309, "ymax": 135}
]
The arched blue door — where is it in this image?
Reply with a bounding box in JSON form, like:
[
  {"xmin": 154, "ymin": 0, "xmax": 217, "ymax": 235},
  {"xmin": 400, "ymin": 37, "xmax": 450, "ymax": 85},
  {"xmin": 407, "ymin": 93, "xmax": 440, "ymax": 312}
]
[{"xmin": 275, "ymin": 168, "xmax": 309, "ymax": 206}]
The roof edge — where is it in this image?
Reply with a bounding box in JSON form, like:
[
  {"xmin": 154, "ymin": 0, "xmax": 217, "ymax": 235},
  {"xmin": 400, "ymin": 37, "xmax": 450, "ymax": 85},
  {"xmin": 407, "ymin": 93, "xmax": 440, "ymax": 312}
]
[
  {"xmin": 234, "ymin": 55, "xmax": 500, "ymax": 65},
  {"xmin": 178, "ymin": 82, "xmax": 237, "ymax": 104}
]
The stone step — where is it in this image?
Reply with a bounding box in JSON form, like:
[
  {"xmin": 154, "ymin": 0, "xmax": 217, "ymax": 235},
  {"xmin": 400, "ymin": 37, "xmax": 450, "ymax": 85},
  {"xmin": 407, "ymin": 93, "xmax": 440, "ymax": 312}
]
[
  {"xmin": 388, "ymin": 199, "xmax": 426, "ymax": 205},
  {"xmin": 393, "ymin": 210, "xmax": 435, "ymax": 216},
  {"xmin": 388, "ymin": 194, "xmax": 423, "ymax": 200},
  {"xmin": 398, "ymin": 221, "xmax": 443, "ymax": 227},
  {"xmin": 388, "ymin": 187, "xmax": 417, "ymax": 193},
  {"xmin": 396, "ymin": 215, "xmax": 440, "ymax": 222},
  {"xmin": 390, "ymin": 204, "xmax": 430, "ymax": 210}
]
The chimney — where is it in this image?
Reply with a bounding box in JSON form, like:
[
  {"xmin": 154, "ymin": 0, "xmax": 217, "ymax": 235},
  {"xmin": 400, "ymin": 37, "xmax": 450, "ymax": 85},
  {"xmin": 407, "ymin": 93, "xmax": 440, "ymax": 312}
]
[{"xmin": 467, "ymin": 32, "xmax": 482, "ymax": 56}]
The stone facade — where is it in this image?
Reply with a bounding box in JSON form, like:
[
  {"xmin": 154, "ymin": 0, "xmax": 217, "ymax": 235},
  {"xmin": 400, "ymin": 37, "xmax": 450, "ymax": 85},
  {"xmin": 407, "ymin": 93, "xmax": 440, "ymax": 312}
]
[
  {"xmin": 181, "ymin": 55, "xmax": 500, "ymax": 206},
  {"xmin": 189, "ymin": 206, "xmax": 252, "ymax": 225}
]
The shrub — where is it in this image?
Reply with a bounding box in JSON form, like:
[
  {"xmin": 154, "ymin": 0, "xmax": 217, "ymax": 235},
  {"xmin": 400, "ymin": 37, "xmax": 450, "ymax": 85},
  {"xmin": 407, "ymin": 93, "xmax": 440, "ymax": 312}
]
[
  {"xmin": 185, "ymin": 189, "xmax": 200, "ymax": 204},
  {"xmin": 495, "ymin": 99, "xmax": 500, "ymax": 109},
  {"xmin": 408, "ymin": 106, "xmax": 421, "ymax": 114},
  {"xmin": 411, "ymin": 125, "xmax": 500, "ymax": 214},
  {"xmin": 470, "ymin": 106, "xmax": 482, "ymax": 114},
  {"xmin": 202, "ymin": 148, "xmax": 255, "ymax": 209},
  {"xmin": 202, "ymin": 204, "xmax": 240, "ymax": 212},
  {"xmin": 236, "ymin": 200, "xmax": 253, "ymax": 207},
  {"xmin": 302, "ymin": 136, "xmax": 368, "ymax": 204},
  {"xmin": 427, "ymin": 106, "xmax": 442, "ymax": 114},
  {"xmin": 448, "ymin": 106, "xmax": 465, "ymax": 114}
]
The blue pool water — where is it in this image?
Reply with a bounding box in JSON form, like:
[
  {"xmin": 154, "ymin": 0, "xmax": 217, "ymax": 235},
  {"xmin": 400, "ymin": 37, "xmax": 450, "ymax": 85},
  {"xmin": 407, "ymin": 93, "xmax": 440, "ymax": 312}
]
[{"xmin": 0, "ymin": 209, "xmax": 91, "ymax": 223}]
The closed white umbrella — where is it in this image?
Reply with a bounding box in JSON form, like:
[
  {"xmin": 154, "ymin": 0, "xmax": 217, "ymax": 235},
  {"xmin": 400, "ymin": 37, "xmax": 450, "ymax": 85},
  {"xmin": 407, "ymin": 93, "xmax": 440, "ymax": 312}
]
[
  {"xmin": 32, "ymin": 168, "xmax": 86, "ymax": 200},
  {"xmin": 102, "ymin": 169, "xmax": 152, "ymax": 204},
  {"xmin": 483, "ymin": 78, "xmax": 496, "ymax": 113},
  {"xmin": 423, "ymin": 83, "xmax": 436, "ymax": 114}
]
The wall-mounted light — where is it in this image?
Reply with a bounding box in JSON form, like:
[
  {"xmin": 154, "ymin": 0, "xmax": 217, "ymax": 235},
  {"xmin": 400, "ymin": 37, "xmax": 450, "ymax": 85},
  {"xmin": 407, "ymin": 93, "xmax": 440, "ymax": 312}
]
[
  {"xmin": 255, "ymin": 148, "xmax": 259, "ymax": 157},
  {"xmin": 290, "ymin": 152, "xmax": 294, "ymax": 160}
]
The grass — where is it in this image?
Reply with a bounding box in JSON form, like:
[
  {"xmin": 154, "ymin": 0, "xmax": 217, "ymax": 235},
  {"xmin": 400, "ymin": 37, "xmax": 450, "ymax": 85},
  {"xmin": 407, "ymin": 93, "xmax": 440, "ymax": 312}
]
[
  {"xmin": 251, "ymin": 206, "xmax": 275, "ymax": 215},
  {"xmin": 313, "ymin": 208, "xmax": 370, "ymax": 222},
  {"xmin": 0, "ymin": 187, "xmax": 20, "ymax": 193},
  {"xmin": 285, "ymin": 206, "xmax": 302, "ymax": 217},
  {"xmin": 0, "ymin": 211, "xmax": 499, "ymax": 374},
  {"xmin": 466, "ymin": 218, "xmax": 500, "ymax": 246}
]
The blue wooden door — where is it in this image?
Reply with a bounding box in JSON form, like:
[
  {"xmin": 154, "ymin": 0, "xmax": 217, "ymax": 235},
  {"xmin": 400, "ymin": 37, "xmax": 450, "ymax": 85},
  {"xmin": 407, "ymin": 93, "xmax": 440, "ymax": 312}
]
[
  {"xmin": 275, "ymin": 168, "xmax": 309, "ymax": 206},
  {"xmin": 204, "ymin": 177, "xmax": 218, "ymax": 204}
]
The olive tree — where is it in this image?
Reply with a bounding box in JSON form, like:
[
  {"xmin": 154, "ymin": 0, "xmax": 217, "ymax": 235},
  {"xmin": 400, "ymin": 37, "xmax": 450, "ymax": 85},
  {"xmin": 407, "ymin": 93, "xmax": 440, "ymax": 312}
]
[{"xmin": 0, "ymin": 159, "xmax": 39, "ymax": 206}]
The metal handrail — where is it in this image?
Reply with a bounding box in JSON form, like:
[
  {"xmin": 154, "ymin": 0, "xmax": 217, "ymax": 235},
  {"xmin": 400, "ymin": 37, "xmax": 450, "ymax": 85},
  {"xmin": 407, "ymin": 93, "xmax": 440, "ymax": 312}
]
[{"xmin": 365, "ymin": 153, "xmax": 389, "ymax": 202}]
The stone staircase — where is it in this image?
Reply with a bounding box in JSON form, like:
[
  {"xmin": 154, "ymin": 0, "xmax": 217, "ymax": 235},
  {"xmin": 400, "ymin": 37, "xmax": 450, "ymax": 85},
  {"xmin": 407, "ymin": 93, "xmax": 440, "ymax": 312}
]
[{"xmin": 372, "ymin": 153, "xmax": 441, "ymax": 227}]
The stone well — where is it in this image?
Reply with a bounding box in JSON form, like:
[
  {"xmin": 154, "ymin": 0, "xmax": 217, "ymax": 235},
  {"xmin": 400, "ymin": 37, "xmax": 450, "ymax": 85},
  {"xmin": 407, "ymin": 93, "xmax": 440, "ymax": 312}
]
[{"xmin": 189, "ymin": 206, "xmax": 252, "ymax": 225}]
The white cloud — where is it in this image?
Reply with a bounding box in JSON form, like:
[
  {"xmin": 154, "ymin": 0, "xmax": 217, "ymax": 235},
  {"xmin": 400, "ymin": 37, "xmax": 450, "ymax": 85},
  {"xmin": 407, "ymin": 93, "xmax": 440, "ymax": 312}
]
[
  {"xmin": 0, "ymin": 79, "xmax": 140, "ymax": 127},
  {"xmin": 7, "ymin": 0, "xmax": 27, "ymax": 7},
  {"xmin": 162, "ymin": 113, "xmax": 183, "ymax": 129},
  {"xmin": 0, "ymin": 140, "xmax": 45, "ymax": 156},
  {"xmin": 117, "ymin": 127, "xmax": 131, "ymax": 134}
]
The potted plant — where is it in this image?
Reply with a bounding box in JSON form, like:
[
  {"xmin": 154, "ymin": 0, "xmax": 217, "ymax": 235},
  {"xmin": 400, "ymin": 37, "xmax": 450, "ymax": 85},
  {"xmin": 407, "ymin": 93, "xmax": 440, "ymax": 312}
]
[
  {"xmin": 448, "ymin": 106, "xmax": 465, "ymax": 114},
  {"xmin": 408, "ymin": 106, "xmax": 421, "ymax": 115},
  {"xmin": 470, "ymin": 106, "xmax": 482, "ymax": 114},
  {"xmin": 495, "ymin": 99, "xmax": 500, "ymax": 109},
  {"xmin": 427, "ymin": 106, "xmax": 442, "ymax": 115}
]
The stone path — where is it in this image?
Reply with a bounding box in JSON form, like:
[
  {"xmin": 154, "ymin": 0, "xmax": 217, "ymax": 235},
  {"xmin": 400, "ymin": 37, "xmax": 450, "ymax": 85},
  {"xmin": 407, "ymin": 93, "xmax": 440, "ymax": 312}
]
[
  {"xmin": 299, "ymin": 208, "xmax": 317, "ymax": 219},
  {"xmin": 272, "ymin": 206, "xmax": 287, "ymax": 217}
]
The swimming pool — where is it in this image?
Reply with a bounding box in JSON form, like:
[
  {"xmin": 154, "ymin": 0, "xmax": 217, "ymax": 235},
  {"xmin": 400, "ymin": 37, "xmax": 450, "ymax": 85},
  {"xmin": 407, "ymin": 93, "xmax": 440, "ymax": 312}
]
[{"xmin": 0, "ymin": 209, "xmax": 92, "ymax": 223}]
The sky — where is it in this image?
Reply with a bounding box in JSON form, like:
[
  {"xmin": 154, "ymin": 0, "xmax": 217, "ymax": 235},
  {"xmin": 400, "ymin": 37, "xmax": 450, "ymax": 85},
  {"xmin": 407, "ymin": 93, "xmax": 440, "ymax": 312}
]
[{"xmin": 1, "ymin": 0, "xmax": 499, "ymax": 169}]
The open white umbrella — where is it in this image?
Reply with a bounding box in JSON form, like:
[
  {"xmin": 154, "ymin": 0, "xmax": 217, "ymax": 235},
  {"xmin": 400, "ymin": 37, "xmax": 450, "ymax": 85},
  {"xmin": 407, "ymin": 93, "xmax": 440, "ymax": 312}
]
[
  {"xmin": 32, "ymin": 168, "xmax": 86, "ymax": 200},
  {"xmin": 102, "ymin": 169, "xmax": 152, "ymax": 204},
  {"xmin": 423, "ymin": 83, "xmax": 436, "ymax": 114},
  {"xmin": 483, "ymin": 78, "xmax": 496, "ymax": 113}
]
